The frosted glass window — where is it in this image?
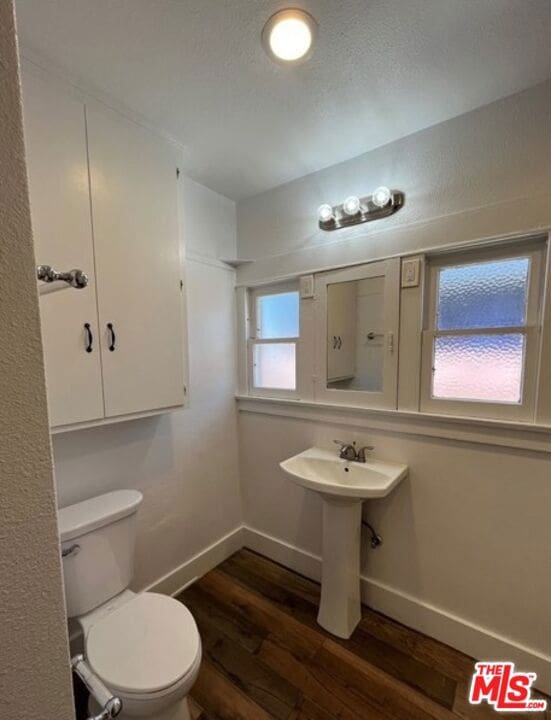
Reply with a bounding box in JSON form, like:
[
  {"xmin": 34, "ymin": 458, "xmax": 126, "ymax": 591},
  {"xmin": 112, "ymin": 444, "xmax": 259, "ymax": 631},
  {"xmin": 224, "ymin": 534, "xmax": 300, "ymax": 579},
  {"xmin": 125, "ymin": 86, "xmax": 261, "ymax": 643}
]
[
  {"xmin": 433, "ymin": 334, "xmax": 525, "ymax": 403},
  {"xmin": 256, "ymin": 292, "xmax": 299, "ymax": 339},
  {"xmin": 253, "ymin": 343, "xmax": 296, "ymax": 390},
  {"xmin": 436, "ymin": 257, "xmax": 530, "ymax": 330}
]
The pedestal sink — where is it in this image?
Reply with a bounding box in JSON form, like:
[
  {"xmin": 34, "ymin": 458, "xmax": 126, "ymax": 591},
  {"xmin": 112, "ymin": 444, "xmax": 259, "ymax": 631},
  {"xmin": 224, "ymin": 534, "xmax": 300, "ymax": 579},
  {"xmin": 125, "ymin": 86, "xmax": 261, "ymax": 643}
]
[{"xmin": 280, "ymin": 447, "xmax": 408, "ymax": 639}]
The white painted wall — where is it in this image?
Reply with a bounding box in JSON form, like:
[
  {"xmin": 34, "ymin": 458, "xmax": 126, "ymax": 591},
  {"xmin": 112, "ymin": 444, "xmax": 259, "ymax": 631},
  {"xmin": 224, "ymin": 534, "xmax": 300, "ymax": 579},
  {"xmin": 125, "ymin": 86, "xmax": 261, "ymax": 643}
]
[
  {"xmin": 181, "ymin": 175, "xmax": 237, "ymax": 263},
  {"xmin": 236, "ymin": 80, "xmax": 551, "ymax": 688},
  {"xmin": 0, "ymin": 3, "xmax": 74, "ymax": 717},
  {"xmin": 53, "ymin": 175, "xmax": 242, "ymax": 592},
  {"xmin": 237, "ymin": 79, "xmax": 551, "ymax": 284}
]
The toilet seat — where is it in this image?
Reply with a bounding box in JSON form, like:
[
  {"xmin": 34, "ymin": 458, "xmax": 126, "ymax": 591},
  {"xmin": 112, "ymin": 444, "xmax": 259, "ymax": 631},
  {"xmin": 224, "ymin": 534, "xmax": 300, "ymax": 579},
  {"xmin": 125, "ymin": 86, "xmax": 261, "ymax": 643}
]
[{"xmin": 86, "ymin": 592, "xmax": 201, "ymax": 697}]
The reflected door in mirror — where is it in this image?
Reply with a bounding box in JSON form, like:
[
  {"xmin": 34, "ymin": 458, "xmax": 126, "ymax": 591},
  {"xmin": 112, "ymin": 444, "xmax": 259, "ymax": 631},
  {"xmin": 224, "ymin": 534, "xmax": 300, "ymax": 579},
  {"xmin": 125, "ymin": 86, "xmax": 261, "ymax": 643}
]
[{"xmin": 327, "ymin": 277, "xmax": 385, "ymax": 392}]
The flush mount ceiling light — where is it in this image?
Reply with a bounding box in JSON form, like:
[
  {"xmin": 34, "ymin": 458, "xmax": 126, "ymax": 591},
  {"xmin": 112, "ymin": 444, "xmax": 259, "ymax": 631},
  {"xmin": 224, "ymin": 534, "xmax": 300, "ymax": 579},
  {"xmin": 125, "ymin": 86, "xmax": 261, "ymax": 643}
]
[
  {"xmin": 262, "ymin": 8, "xmax": 317, "ymax": 63},
  {"xmin": 318, "ymin": 187, "xmax": 405, "ymax": 231}
]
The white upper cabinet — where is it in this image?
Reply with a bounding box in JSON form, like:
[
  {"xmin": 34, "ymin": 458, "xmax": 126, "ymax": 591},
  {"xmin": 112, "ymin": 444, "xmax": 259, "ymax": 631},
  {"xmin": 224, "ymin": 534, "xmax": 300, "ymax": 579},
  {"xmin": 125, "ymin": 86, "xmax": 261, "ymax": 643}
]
[
  {"xmin": 22, "ymin": 72, "xmax": 186, "ymax": 429},
  {"xmin": 86, "ymin": 106, "xmax": 185, "ymax": 417},
  {"xmin": 22, "ymin": 73, "xmax": 105, "ymax": 427}
]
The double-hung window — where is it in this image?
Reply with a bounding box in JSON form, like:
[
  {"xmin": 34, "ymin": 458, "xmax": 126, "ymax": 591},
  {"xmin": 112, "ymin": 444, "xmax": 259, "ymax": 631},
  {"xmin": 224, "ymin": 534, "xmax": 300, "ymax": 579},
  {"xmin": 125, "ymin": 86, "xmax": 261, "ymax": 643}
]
[
  {"xmin": 421, "ymin": 242, "xmax": 545, "ymax": 420},
  {"xmin": 249, "ymin": 284, "xmax": 299, "ymax": 396}
]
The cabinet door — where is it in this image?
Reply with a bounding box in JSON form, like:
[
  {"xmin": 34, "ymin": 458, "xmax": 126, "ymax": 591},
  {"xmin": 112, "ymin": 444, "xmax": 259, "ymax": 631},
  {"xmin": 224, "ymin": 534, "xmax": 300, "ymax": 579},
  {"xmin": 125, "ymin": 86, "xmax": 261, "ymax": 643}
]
[
  {"xmin": 86, "ymin": 106, "xmax": 185, "ymax": 417},
  {"xmin": 21, "ymin": 73, "xmax": 104, "ymax": 427}
]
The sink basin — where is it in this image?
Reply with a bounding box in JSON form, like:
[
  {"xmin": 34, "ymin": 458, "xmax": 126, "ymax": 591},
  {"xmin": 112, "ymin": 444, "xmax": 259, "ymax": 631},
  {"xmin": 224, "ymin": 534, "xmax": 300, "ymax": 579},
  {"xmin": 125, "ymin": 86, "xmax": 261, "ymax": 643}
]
[
  {"xmin": 280, "ymin": 446, "xmax": 408, "ymax": 639},
  {"xmin": 280, "ymin": 447, "xmax": 407, "ymax": 499}
]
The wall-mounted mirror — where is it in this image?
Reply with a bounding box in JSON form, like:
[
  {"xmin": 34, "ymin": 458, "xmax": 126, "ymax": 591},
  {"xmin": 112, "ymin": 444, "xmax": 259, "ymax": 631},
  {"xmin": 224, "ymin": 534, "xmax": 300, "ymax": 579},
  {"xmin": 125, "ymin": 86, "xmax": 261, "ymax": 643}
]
[{"xmin": 315, "ymin": 259, "xmax": 400, "ymax": 409}]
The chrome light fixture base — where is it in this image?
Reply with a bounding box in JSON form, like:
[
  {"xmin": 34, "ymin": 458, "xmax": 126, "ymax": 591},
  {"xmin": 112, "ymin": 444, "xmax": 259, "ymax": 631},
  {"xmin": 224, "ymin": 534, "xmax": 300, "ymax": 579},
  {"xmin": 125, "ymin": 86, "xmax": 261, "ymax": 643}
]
[{"xmin": 318, "ymin": 190, "xmax": 405, "ymax": 231}]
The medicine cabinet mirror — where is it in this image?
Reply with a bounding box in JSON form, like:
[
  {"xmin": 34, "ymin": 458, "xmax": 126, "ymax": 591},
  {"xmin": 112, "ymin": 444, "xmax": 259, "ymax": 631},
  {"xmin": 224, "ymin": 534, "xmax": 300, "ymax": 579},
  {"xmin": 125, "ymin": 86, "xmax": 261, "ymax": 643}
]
[{"xmin": 315, "ymin": 259, "xmax": 400, "ymax": 408}]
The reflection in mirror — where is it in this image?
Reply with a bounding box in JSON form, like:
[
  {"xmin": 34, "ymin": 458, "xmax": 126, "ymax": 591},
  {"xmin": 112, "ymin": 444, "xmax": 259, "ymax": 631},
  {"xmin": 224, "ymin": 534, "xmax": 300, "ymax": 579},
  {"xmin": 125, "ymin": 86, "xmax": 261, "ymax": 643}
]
[{"xmin": 327, "ymin": 277, "xmax": 385, "ymax": 392}]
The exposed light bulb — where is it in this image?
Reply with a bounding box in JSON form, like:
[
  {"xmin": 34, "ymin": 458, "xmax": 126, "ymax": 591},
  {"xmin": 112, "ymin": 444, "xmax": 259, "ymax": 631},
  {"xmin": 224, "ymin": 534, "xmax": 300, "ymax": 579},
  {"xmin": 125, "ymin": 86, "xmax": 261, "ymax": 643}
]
[
  {"xmin": 318, "ymin": 204, "xmax": 334, "ymax": 223},
  {"xmin": 343, "ymin": 195, "xmax": 361, "ymax": 216},
  {"xmin": 262, "ymin": 9, "xmax": 317, "ymax": 63},
  {"xmin": 372, "ymin": 186, "xmax": 391, "ymax": 208}
]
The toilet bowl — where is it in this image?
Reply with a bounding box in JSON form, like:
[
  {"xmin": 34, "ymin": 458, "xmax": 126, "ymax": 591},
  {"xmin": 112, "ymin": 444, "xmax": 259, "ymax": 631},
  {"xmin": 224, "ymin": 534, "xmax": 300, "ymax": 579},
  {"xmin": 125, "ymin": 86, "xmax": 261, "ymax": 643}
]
[
  {"xmin": 83, "ymin": 591, "xmax": 201, "ymax": 719},
  {"xmin": 58, "ymin": 491, "xmax": 202, "ymax": 719}
]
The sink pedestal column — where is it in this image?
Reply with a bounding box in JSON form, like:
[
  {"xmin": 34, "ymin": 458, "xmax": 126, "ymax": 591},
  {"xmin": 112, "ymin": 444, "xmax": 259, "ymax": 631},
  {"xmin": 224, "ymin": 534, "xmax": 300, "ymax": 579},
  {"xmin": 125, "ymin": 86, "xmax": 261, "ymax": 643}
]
[{"xmin": 317, "ymin": 496, "xmax": 362, "ymax": 639}]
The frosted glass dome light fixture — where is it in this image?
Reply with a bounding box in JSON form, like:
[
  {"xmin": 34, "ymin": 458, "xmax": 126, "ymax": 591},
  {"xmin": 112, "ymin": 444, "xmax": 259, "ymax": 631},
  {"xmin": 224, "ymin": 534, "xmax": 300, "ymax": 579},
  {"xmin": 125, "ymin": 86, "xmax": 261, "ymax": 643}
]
[
  {"xmin": 262, "ymin": 9, "xmax": 317, "ymax": 63},
  {"xmin": 343, "ymin": 195, "xmax": 361, "ymax": 216},
  {"xmin": 317, "ymin": 188, "xmax": 405, "ymax": 231},
  {"xmin": 372, "ymin": 186, "xmax": 392, "ymax": 208}
]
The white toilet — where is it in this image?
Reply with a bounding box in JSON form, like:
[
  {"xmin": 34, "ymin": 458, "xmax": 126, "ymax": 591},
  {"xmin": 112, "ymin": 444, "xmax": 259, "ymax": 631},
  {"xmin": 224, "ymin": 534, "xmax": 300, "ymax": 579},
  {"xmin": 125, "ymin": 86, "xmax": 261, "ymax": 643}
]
[{"xmin": 59, "ymin": 490, "xmax": 201, "ymax": 720}]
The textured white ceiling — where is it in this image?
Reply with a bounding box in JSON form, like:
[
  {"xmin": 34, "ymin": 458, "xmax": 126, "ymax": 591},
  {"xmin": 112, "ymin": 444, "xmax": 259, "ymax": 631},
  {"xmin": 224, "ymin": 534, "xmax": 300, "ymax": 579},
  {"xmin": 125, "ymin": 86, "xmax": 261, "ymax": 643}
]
[{"xmin": 15, "ymin": 0, "xmax": 551, "ymax": 200}]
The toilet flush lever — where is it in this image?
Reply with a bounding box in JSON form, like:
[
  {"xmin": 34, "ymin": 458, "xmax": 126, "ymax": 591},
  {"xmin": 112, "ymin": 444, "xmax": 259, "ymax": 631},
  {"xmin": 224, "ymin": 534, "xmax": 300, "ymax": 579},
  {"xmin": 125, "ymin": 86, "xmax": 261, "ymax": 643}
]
[
  {"xmin": 61, "ymin": 543, "xmax": 80, "ymax": 558},
  {"xmin": 72, "ymin": 655, "xmax": 122, "ymax": 719}
]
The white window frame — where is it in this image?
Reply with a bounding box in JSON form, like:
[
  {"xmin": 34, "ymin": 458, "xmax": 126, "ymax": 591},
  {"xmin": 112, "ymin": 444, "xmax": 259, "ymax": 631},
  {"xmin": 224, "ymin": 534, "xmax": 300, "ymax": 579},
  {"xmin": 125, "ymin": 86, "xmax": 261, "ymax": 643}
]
[
  {"xmin": 248, "ymin": 281, "xmax": 300, "ymax": 398},
  {"xmin": 314, "ymin": 258, "xmax": 401, "ymax": 409},
  {"xmin": 420, "ymin": 241, "xmax": 546, "ymax": 421}
]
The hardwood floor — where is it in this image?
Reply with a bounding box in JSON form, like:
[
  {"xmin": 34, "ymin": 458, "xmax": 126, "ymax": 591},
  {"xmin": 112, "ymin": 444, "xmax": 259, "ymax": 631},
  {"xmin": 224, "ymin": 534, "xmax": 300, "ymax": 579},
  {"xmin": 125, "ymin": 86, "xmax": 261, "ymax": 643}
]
[
  {"xmin": 179, "ymin": 549, "xmax": 550, "ymax": 720},
  {"xmin": 72, "ymin": 548, "xmax": 549, "ymax": 719}
]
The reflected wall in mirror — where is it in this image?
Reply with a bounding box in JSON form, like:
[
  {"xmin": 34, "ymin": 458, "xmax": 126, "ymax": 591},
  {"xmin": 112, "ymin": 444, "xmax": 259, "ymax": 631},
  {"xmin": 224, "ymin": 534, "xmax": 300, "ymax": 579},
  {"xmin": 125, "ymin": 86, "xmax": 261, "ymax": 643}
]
[{"xmin": 327, "ymin": 276, "xmax": 385, "ymax": 392}]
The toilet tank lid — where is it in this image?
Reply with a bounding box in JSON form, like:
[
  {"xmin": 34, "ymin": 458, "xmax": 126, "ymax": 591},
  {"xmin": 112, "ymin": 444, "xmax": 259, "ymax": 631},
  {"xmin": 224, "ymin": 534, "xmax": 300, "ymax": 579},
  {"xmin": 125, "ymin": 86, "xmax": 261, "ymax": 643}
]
[{"xmin": 59, "ymin": 490, "xmax": 143, "ymax": 542}]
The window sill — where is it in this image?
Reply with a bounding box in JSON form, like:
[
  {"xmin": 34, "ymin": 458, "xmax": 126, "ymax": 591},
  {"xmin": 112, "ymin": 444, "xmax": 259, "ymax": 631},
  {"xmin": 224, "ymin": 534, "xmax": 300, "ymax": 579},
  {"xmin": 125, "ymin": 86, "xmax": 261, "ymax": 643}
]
[{"xmin": 235, "ymin": 395, "xmax": 551, "ymax": 454}]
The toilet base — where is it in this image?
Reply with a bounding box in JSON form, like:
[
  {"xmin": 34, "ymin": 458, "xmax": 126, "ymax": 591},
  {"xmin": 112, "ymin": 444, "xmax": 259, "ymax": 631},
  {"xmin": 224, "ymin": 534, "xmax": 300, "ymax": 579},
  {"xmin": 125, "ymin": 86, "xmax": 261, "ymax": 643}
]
[{"xmin": 90, "ymin": 695, "xmax": 191, "ymax": 720}]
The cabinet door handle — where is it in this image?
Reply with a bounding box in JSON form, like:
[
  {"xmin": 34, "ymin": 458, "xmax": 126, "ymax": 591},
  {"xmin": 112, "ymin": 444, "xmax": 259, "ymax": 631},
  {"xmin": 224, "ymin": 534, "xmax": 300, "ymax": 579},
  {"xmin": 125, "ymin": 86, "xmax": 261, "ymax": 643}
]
[
  {"xmin": 107, "ymin": 323, "xmax": 116, "ymax": 352},
  {"xmin": 333, "ymin": 336, "xmax": 337, "ymax": 349},
  {"xmin": 84, "ymin": 323, "xmax": 93, "ymax": 353},
  {"xmin": 337, "ymin": 336, "xmax": 342, "ymax": 349}
]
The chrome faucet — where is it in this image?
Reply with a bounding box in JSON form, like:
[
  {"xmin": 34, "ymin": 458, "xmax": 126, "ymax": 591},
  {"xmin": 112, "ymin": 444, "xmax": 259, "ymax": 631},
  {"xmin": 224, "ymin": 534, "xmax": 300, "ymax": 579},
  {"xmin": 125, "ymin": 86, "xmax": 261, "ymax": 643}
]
[{"xmin": 333, "ymin": 440, "xmax": 374, "ymax": 463}]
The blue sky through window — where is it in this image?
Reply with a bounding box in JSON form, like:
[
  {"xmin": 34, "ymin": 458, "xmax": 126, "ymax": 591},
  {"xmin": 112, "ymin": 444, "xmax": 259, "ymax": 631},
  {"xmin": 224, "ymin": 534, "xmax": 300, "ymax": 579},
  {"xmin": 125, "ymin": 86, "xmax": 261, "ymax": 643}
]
[{"xmin": 257, "ymin": 291, "xmax": 299, "ymax": 338}]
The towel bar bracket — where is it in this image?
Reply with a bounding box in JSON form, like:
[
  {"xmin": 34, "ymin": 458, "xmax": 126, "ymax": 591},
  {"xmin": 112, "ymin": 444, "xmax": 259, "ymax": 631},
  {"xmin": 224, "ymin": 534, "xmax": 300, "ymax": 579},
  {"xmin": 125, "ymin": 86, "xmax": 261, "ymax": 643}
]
[{"xmin": 71, "ymin": 654, "xmax": 122, "ymax": 720}]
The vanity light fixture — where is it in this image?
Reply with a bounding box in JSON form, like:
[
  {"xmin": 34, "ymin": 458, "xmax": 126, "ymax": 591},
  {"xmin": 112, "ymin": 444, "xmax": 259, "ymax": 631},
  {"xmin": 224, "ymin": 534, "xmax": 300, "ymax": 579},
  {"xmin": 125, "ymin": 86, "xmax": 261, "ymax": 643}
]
[
  {"xmin": 318, "ymin": 187, "xmax": 405, "ymax": 231},
  {"xmin": 262, "ymin": 8, "xmax": 317, "ymax": 63}
]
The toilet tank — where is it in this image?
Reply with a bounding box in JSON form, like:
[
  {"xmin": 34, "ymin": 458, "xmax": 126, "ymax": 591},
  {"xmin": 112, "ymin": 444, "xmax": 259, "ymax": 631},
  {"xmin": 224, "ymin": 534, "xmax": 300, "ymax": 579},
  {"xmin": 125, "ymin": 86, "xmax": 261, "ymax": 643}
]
[{"xmin": 58, "ymin": 490, "xmax": 143, "ymax": 618}]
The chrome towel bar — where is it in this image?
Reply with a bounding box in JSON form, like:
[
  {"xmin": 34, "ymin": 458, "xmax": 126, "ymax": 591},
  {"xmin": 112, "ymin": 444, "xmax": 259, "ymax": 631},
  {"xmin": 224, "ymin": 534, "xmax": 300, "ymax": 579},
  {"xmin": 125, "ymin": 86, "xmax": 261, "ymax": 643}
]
[{"xmin": 71, "ymin": 654, "xmax": 122, "ymax": 720}]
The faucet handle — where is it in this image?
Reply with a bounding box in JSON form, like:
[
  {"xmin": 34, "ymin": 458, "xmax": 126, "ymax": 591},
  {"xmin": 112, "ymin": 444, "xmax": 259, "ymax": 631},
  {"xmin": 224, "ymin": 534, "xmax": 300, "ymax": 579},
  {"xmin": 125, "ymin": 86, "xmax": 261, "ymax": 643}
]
[
  {"xmin": 333, "ymin": 439, "xmax": 350, "ymax": 448},
  {"xmin": 333, "ymin": 439, "xmax": 356, "ymax": 452},
  {"xmin": 333, "ymin": 440, "xmax": 357, "ymax": 461}
]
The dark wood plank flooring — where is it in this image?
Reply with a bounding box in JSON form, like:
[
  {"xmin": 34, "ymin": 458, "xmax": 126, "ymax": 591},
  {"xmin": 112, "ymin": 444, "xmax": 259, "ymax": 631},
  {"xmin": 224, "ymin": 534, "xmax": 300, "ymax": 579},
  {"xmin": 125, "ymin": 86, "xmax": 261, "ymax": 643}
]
[{"xmin": 179, "ymin": 549, "xmax": 550, "ymax": 720}]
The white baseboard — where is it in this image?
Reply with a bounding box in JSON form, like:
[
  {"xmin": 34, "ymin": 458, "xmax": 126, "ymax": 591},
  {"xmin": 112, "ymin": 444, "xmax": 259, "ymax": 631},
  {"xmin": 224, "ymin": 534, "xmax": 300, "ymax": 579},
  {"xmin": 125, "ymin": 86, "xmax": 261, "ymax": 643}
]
[
  {"xmin": 242, "ymin": 525, "xmax": 551, "ymax": 695},
  {"xmin": 145, "ymin": 525, "xmax": 245, "ymax": 597}
]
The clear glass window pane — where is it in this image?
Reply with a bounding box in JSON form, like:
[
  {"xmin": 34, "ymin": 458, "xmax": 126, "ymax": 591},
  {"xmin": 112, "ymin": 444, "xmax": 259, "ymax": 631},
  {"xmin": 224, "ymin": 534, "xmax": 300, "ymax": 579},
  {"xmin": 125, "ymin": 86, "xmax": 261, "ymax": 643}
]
[
  {"xmin": 253, "ymin": 343, "xmax": 296, "ymax": 390},
  {"xmin": 432, "ymin": 334, "xmax": 525, "ymax": 403},
  {"xmin": 256, "ymin": 292, "xmax": 299, "ymax": 339},
  {"xmin": 436, "ymin": 257, "xmax": 530, "ymax": 330}
]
